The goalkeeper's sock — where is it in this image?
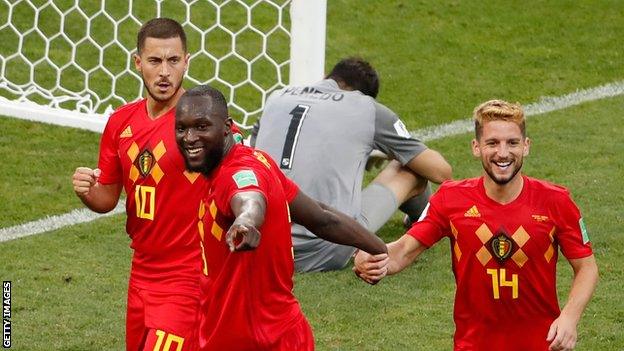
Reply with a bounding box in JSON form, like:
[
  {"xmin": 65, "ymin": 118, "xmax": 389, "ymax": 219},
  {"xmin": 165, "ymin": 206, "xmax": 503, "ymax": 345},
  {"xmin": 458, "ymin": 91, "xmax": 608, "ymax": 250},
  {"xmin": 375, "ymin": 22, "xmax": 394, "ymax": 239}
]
[{"xmin": 399, "ymin": 183, "xmax": 432, "ymax": 227}]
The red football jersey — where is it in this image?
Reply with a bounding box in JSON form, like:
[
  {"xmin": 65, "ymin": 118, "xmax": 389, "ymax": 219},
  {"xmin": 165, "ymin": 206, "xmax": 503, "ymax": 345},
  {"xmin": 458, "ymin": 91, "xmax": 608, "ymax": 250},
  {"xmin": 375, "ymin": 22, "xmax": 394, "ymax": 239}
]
[
  {"xmin": 196, "ymin": 144, "xmax": 308, "ymax": 350},
  {"xmin": 408, "ymin": 176, "xmax": 592, "ymax": 351},
  {"xmin": 98, "ymin": 99, "xmax": 207, "ymax": 295}
]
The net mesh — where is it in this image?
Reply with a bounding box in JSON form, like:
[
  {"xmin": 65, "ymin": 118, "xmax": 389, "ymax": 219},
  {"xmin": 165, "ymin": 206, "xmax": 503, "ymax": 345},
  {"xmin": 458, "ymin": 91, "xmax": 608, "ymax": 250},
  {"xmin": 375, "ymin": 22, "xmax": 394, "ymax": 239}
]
[{"xmin": 0, "ymin": 0, "xmax": 292, "ymax": 128}]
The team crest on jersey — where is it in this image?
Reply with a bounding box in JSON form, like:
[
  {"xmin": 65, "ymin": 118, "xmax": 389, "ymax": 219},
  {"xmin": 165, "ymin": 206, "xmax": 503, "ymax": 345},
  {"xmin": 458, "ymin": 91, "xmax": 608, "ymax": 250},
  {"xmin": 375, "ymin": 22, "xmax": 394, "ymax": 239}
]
[
  {"xmin": 490, "ymin": 231, "xmax": 514, "ymax": 262},
  {"xmin": 136, "ymin": 149, "xmax": 155, "ymax": 177}
]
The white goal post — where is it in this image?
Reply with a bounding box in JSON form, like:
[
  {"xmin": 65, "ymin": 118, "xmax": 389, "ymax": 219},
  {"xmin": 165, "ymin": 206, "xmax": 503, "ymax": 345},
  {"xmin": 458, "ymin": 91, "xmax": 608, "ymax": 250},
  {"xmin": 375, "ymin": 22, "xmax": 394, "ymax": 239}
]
[{"xmin": 0, "ymin": 0, "xmax": 326, "ymax": 132}]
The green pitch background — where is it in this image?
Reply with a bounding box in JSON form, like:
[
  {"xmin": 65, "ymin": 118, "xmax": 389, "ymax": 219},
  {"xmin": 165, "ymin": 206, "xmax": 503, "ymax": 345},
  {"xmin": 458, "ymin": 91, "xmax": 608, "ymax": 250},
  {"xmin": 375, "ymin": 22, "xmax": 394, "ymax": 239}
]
[{"xmin": 1, "ymin": 1, "xmax": 623, "ymax": 349}]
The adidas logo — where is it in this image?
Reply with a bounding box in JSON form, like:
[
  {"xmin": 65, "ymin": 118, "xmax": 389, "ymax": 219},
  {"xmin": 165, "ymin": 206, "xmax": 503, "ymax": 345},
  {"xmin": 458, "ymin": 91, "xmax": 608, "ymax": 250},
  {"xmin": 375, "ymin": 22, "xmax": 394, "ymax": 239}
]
[
  {"xmin": 120, "ymin": 125, "xmax": 132, "ymax": 138},
  {"xmin": 464, "ymin": 205, "xmax": 481, "ymax": 218}
]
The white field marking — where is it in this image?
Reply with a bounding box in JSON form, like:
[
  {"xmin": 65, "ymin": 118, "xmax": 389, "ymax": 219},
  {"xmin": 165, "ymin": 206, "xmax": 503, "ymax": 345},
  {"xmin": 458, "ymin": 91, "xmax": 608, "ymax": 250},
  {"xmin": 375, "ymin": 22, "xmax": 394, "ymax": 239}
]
[
  {"xmin": 1, "ymin": 80, "xmax": 624, "ymax": 243},
  {"xmin": 0, "ymin": 201, "xmax": 125, "ymax": 243},
  {"xmin": 414, "ymin": 80, "xmax": 624, "ymax": 142}
]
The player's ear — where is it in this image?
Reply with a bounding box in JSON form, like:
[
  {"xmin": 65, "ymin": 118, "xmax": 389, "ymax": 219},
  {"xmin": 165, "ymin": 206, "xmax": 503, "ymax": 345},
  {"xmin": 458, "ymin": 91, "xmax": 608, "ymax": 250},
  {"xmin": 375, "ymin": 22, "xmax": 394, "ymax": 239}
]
[
  {"xmin": 523, "ymin": 137, "xmax": 531, "ymax": 156},
  {"xmin": 183, "ymin": 52, "xmax": 190, "ymax": 71},
  {"xmin": 471, "ymin": 138, "xmax": 481, "ymax": 157},
  {"xmin": 133, "ymin": 53, "xmax": 142, "ymax": 72},
  {"xmin": 224, "ymin": 117, "xmax": 233, "ymax": 135}
]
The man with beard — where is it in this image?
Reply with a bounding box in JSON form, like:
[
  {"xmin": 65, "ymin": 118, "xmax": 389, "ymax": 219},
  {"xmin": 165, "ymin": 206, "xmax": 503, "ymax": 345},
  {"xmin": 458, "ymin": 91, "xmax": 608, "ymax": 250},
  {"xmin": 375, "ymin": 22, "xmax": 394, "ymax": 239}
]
[
  {"xmin": 354, "ymin": 100, "xmax": 598, "ymax": 351},
  {"xmin": 71, "ymin": 18, "xmax": 245, "ymax": 351},
  {"xmin": 174, "ymin": 85, "xmax": 387, "ymax": 350}
]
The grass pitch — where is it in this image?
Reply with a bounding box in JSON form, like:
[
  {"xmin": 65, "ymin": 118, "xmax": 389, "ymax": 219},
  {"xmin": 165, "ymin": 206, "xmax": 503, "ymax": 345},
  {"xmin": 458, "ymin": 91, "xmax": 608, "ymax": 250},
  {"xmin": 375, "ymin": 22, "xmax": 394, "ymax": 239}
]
[{"xmin": 1, "ymin": 1, "xmax": 623, "ymax": 350}]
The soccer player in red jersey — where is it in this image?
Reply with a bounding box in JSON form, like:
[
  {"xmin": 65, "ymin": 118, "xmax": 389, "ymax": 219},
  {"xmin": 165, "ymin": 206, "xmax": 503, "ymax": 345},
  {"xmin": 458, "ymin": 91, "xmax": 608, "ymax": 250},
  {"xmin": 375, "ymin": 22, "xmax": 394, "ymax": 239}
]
[
  {"xmin": 354, "ymin": 99, "xmax": 598, "ymax": 351},
  {"xmin": 70, "ymin": 18, "xmax": 241, "ymax": 351},
  {"xmin": 174, "ymin": 85, "xmax": 388, "ymax": 351}
]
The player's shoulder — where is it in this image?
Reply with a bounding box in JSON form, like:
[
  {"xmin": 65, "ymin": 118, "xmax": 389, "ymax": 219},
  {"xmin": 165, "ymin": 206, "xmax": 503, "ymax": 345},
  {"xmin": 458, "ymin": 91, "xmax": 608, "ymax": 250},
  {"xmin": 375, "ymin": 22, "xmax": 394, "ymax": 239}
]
[
  {"xmin": 105, "ymin": 99, "xmax": 145, "ymax": 126},
  {"xmin": 439, "ymin": 178, "xmax": 481, "ymax": 192},
  {"xmin": 226, "ymin": 145, "xmax": 276, "ymax": 171},
  {"xmin": 429, "ymin": 178, "xmax": 481, "ymax": 205},
  {"xmin": 109, "ymin": 99, "xmax": 144, "ymax": 118},
  {"xmin": 525, "ymin": 176, "xmax": 571, "ymax": 197},
  {"xmin": 525, "ymin": 176, "xmax": 576, "ymax": 208}
]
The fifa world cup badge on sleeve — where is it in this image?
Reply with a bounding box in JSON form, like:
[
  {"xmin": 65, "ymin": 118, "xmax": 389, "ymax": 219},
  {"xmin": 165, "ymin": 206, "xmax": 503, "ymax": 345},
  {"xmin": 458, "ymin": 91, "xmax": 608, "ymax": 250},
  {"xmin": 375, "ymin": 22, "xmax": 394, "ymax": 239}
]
[
  {"xmin": 233, "ymin": 170, "xmax": 258, "ymax": 188},
  {"xmin": 579, "ymin": 218, "xmax": 590, "ymax": 244},
  {"xmin": 3, "ymin": 281, "xmax": 10, "ymax": 349}
]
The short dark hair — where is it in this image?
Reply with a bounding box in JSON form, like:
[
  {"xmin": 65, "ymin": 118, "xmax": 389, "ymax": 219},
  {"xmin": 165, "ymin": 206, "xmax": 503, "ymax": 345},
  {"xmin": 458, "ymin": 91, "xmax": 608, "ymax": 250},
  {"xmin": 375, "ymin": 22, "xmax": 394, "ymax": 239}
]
[
  {"xmin": 178, "ymin": 85, "xmax": 229, "ymax": 119},
  {"xmin": 137, "ymin": 18, "xmax": 187, "ymax": 54},
  {"xmin": 327, "ymin": 57, "xmax": 379, "ymax": 98}
]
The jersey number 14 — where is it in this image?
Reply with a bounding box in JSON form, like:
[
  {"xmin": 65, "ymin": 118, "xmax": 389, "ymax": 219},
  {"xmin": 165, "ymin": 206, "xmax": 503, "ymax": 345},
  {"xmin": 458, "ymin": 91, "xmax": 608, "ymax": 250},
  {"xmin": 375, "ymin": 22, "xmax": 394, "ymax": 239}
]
[{"xmin": 487, "ymin": 268, "xmax": 518, "ymax": 299}]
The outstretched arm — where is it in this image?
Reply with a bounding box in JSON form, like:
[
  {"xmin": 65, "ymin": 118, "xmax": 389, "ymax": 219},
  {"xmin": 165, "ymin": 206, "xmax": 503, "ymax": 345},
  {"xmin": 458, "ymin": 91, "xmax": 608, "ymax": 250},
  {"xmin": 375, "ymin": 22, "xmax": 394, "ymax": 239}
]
[
  {"xmin": 546, "ymin": 255, "xmax": 598, "ymax": 351},
  {"xmin": 227, "ymin": 191, "xmax": 266, "ymax": 251},
  {"xmin": 354, "ymin": 234, "xmax": 427, "ymax": 284},
  {"xmin": 289, "ymin": 191, "xmax": 387, "ymax": 255}
]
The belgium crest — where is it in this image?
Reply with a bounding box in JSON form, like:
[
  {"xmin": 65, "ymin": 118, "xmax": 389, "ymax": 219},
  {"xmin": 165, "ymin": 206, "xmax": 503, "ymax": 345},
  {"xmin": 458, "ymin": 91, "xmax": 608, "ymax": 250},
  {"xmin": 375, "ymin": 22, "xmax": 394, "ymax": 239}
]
[
  {"xmin": 136, "ymin": 149, "xmax": 155, "ymax": 177},
  {"xmin": 490, "ymin": 232, "xmax": 514, "ymax": 262}
]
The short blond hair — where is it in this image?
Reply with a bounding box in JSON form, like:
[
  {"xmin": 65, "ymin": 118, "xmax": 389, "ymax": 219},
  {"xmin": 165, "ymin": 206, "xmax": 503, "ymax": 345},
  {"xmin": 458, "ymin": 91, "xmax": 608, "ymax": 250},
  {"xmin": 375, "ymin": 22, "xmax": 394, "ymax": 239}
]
[{"xmin": 473, "ymin": 99, "xmax": 525, "ymax": 139}]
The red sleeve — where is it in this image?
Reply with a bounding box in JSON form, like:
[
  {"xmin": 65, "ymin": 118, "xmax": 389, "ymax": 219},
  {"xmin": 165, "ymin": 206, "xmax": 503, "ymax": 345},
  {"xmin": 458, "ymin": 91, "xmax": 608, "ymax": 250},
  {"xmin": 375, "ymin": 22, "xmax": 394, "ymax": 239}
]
[
  {"xmin": 406, "ymin": 187, "xmax": 449, "ymax": 247},
  {"xmin": 255, "ymin": 149, "xmax": 299, "ymax": 202},
  {"xmin": 213, "ymin": 162, "xmax": 270, "ymax": 219},
  {"xmin": 551, "ymin": 191, "xmax": 593, "ymax": 259},
  {"xmin": 97, "ymin": 117, "xmax": 122, "ymax": 185}
]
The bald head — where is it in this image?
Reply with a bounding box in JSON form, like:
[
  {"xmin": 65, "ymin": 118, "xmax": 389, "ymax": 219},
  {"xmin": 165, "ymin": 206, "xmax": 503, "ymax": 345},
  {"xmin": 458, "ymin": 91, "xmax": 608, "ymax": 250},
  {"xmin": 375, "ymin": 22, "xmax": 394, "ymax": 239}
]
[
  {"xmin": 177, "ymin": 85, "xmax": 229, "ymax": 120},
  {"xmin": 175, "ymin": 85, "xmax": 233, "ymax": 175}
]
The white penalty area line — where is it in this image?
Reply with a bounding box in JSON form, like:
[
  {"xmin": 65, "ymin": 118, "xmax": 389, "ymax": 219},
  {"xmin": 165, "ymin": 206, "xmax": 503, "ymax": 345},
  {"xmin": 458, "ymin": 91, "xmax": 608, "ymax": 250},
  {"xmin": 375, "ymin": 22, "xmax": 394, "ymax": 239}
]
[
  {"xmin": 414, "ymin": 80, "xmax": 624, "ymax": 142},
  {"xmin": 1, "ymin": 80, "xmax": 624, "ymax": 243},
  {"xmin": 0, "ymin": 201, "xmax": 125, "ymax": 243}
]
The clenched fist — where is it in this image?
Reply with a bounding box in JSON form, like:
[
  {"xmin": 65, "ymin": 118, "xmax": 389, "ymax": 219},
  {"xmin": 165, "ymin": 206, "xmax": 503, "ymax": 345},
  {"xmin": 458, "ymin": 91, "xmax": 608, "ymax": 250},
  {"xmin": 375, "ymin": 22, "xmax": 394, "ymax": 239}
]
[{"xmin": 72, "ymin": 167, "xmax": 101, "ymax": 196}]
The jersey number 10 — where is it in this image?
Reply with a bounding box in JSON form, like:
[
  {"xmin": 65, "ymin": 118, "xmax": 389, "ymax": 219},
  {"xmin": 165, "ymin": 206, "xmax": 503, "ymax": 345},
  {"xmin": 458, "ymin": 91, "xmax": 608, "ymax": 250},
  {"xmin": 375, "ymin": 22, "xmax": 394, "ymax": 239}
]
[{"xmin": 135, "ymin": 185, "xmax": 156, "ymax": 220}]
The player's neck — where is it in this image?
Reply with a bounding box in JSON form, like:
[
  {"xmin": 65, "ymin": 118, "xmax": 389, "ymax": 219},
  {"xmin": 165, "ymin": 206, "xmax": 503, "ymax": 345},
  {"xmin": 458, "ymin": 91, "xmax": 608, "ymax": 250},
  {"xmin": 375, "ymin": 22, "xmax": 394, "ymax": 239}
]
[
  {"xmin": 146, "ymin": 88, "xmax": 185, "ymax": 120},
  {"xmin": 483, "ymin": 174, "xmax": 524, "ymax": 205},
  {"xmin": 222, "ymin": 134, "xmax": 236, "ymax": 157}
]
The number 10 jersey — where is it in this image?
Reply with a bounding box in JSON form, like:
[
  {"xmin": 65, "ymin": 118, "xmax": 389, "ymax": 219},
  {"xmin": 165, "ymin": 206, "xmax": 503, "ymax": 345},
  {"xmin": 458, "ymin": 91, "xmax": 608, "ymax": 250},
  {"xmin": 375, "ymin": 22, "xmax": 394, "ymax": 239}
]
[{"xmin": 98, "ymin": 99, "xmax": 206, "ymax": 295}]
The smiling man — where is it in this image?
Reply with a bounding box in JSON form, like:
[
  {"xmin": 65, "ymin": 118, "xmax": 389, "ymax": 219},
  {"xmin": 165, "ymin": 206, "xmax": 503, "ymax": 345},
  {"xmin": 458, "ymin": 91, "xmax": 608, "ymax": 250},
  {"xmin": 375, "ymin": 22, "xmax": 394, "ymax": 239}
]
[
  {"xmin": 174, "ymin": 85, "xmax": 387, "ymax": 351},
  {"xmin": 72, "ymin": 18, "xmax": 204, "ymax": 351},
  {"xmin": 354, "ymin": 99, "xmax": 598, "ymax": 351}
]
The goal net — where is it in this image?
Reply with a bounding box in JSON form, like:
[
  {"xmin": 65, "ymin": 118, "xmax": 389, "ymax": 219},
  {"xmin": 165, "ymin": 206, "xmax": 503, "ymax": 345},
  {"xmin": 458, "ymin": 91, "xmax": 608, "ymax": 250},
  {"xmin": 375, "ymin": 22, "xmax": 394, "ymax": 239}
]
[{"xmin": 0, "ymin": 0, "xmax": 325, "ymax": 132}]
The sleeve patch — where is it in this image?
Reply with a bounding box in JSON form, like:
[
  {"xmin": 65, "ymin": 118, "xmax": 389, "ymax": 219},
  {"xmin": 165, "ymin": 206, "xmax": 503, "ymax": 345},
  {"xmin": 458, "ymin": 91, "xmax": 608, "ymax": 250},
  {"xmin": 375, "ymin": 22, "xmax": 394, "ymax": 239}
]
[
  {"xmin": 579, "ymin": 217, "xmax": 590, "ymax": 244},
  {"xmin": 232, "ymin": 170, "xmax": 258, "ymax": 189},
  {"xmin": 393, "ymin": 119, "xmax": 411, "ymax": 139}
]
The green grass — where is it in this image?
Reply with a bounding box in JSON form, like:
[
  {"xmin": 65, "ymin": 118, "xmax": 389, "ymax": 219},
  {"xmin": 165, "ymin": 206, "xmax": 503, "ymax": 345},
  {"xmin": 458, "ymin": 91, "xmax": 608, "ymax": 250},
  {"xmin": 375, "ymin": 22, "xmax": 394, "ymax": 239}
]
[
  {"xmin": 0, "ymin": 116, "xmax": 100, "ymax": 227},
  {"xmin": 1, "ymin": 0, "xmax": 623, "ymax": 350}
]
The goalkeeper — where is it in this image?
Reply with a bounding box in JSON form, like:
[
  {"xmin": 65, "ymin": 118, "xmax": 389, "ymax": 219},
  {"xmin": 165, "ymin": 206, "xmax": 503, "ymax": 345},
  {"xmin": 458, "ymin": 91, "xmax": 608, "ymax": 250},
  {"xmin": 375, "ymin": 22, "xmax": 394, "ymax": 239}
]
[{"xmin": 252, "ymin": 57, "xmax": 452, "ymax": 272}]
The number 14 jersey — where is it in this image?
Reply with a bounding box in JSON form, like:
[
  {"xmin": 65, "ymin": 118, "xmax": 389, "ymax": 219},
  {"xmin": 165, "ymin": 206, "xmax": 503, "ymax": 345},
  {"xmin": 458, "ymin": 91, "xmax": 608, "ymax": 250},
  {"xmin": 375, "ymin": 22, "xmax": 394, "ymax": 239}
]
[{"xmin": 408, "ymin": 176, "xmax": 593, "ymax": 351}]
